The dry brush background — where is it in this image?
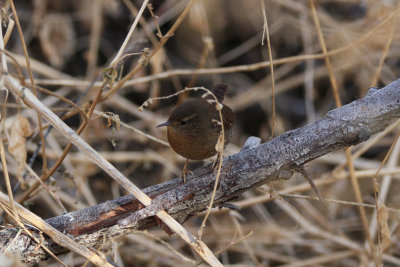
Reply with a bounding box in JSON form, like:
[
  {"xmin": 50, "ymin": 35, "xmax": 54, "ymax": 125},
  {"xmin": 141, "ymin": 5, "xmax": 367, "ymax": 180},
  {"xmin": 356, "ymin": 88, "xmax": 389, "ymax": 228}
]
[{"xmin": 1, "ymin": 0, "xmax": 400, "ymax": 266}]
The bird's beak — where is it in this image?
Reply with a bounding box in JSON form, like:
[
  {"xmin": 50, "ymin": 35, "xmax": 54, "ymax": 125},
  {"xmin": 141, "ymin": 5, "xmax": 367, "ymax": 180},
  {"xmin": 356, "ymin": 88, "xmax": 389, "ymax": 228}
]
[{"xmin": 157, "ymin": 121, "xmax": 172, "ymax": 127}]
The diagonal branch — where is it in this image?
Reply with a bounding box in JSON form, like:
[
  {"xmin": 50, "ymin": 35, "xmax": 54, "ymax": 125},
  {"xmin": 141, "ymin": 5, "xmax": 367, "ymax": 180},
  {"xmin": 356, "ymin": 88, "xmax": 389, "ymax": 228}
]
[{"xmin": 1, "ymin": 79, "xmax": 400, "ymax": 264}]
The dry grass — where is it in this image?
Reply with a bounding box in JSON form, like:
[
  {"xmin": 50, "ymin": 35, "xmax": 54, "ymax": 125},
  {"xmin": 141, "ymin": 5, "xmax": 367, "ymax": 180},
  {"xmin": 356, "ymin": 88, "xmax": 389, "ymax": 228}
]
[{"xmin": 1, "ymin": 0, "xmax": 400, "ymax": 266}]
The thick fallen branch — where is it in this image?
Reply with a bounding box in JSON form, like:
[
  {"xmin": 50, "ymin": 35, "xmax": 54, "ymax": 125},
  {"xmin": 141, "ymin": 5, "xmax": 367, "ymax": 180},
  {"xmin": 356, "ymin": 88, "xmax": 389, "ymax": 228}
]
[{"xmin": 1, "ymin": 80, "xmax": 400, "ymax": 263}]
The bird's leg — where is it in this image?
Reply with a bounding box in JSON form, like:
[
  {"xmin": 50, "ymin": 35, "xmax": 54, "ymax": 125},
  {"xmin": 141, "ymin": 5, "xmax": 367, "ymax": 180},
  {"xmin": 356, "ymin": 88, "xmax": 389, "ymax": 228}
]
[
  {"xmin": 212, "ymin": 152, "xmax": 222, "ymax": 171},
  {"xmin": 181, "ymin": 158, "xmax": 189, "ymax": 183}
]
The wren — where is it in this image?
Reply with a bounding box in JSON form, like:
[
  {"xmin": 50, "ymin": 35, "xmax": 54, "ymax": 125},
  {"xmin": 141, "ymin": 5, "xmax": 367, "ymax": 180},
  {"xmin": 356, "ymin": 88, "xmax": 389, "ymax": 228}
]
[{"xmin": 157, "ymin": 83, "xmax": 234, "ymax": 182}]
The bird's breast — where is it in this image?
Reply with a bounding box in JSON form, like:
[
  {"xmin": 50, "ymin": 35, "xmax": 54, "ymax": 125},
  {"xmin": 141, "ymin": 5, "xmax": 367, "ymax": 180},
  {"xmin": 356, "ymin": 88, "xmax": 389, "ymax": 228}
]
[{"xmin": 167, "ymin": 126, "xmax": 219, "ymax": 160}]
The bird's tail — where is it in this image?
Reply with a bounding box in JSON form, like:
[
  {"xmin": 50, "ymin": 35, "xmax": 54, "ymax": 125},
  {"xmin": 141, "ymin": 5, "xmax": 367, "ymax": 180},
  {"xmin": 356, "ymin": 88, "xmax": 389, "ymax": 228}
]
[{"xmin": 212, "ymin": 83, "xmax": 228, "ymax": 103}]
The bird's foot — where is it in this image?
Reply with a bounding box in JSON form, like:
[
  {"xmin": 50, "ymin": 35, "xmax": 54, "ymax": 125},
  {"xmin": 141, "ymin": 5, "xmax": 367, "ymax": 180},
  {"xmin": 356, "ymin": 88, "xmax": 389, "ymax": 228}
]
[
  {"xmin": 181, "ymin": 170, "xmax": 193, "ymax": 183},
  {"xmin": 212, "ymin": 153, "xmax": 223, "ymax": 172}
]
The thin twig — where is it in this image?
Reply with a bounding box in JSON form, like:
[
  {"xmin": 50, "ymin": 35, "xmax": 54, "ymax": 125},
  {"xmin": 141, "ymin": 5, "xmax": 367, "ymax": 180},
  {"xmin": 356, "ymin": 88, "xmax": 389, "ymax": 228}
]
[
  {"xmin": 9, "ymin": 0, "xmax": 48, "ymax": 173},
  {"xmin": 103, "ymin": 0, "xmax": 197, "ymax": 101},
  {"xmin": 0, "ymin": 138, "xmax": 20, "ymax": 221},
  {"xmin": 310, "ymin": 0, "xmax": 375, "ymax": 260},
  {"xmin": 109, "ymin": 0, "xmax": 150, "ymax": 68},
  {"xmin": 260, "ymin": 0, "xmax": 276, "ymax": 138},
  {"xmin": 0, "ymin": 201, "xmax": 68, "ymax": 267},
  {"xmin": 17, "ymin": 82, "xmax": 104, "ymax": 203},
  {"xmin": 371, "ymin": 129, "xmax": 400, "ymax": 255}
]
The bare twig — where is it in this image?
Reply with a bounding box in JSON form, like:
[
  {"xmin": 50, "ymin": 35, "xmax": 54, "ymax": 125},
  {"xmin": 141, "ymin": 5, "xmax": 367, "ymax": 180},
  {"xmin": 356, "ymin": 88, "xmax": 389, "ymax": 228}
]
[
  {"xmin": 260, "ymin": 0, "xmax": 276, "ymax": 137},
  {"xmin": 310, "ymin": 0, "xmax": 375, "ymax": 259},
  {"xmin": 109, "ymin": 0, "xmax": 150, "ymax": 68},
  {"xmin": 9, "ymin": 0, "xmax": 48, "ymax": 173}
]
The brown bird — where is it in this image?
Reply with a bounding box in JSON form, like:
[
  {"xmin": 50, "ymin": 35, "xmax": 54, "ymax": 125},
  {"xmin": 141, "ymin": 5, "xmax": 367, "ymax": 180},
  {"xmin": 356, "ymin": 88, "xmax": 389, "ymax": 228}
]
[{"xmin": 157, "ymin": 83, "xmax": 234, "ymax": 182}]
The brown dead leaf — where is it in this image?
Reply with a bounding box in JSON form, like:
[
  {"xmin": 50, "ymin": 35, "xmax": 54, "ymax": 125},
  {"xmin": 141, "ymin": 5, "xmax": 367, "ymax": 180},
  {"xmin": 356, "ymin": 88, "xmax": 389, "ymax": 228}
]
[
  {"xmin": 8, "ymin": 115, "xmax": 32, "ymax": 186},
  {"xmin": 378, "ymin": 201, "xmax": 391, "ymax": 251}
]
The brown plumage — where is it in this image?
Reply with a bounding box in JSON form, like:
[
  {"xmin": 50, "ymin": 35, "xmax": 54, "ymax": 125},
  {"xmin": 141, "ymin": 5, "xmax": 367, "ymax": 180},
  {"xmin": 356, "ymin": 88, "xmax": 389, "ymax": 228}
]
[{"xmin": 157, "ymin": 83, "xmax": 234, "ymax": 181}]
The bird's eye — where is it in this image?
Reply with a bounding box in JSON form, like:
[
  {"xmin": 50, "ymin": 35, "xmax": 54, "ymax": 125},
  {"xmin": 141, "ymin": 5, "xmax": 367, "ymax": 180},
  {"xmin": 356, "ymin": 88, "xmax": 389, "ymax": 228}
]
[{"xmin": 179, "ymin": 114, "xmax": 196, "ymax": 126}]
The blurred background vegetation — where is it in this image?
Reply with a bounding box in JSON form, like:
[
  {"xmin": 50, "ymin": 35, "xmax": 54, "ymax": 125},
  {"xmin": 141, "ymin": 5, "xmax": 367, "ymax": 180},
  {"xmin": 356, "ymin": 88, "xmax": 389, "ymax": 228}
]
[{"xmin": 2, "ymin": 0, "xmax": 400, "ymax": 266}]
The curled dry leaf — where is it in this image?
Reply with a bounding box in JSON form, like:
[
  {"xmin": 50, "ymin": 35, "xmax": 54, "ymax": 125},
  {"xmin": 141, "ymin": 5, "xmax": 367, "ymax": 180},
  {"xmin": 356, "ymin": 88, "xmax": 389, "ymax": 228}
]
[
  {"xmin": 139, "ymin": 48, "xmax": 152, "ymax": 67},
  {"xmin": 8, "ymin": 115, "xmax": 32, "ymax": 186},
  {"xmin": 105, "ymin": 113, "xmax": 120, "ymax": 131},
  {"xmin": 105, "ymin": 113, "xmax": 120, "ymax": 148},
  {"xmin": 103, "ymin": 67, "xmax": 118, "ymax": 88},
  {"xmin": 378, "ymin": 201, "xmax": 391, "ymax": 251},
  {"xmin": 38, "ymin": 14, "xmax": 76, "ymax": 67}
]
